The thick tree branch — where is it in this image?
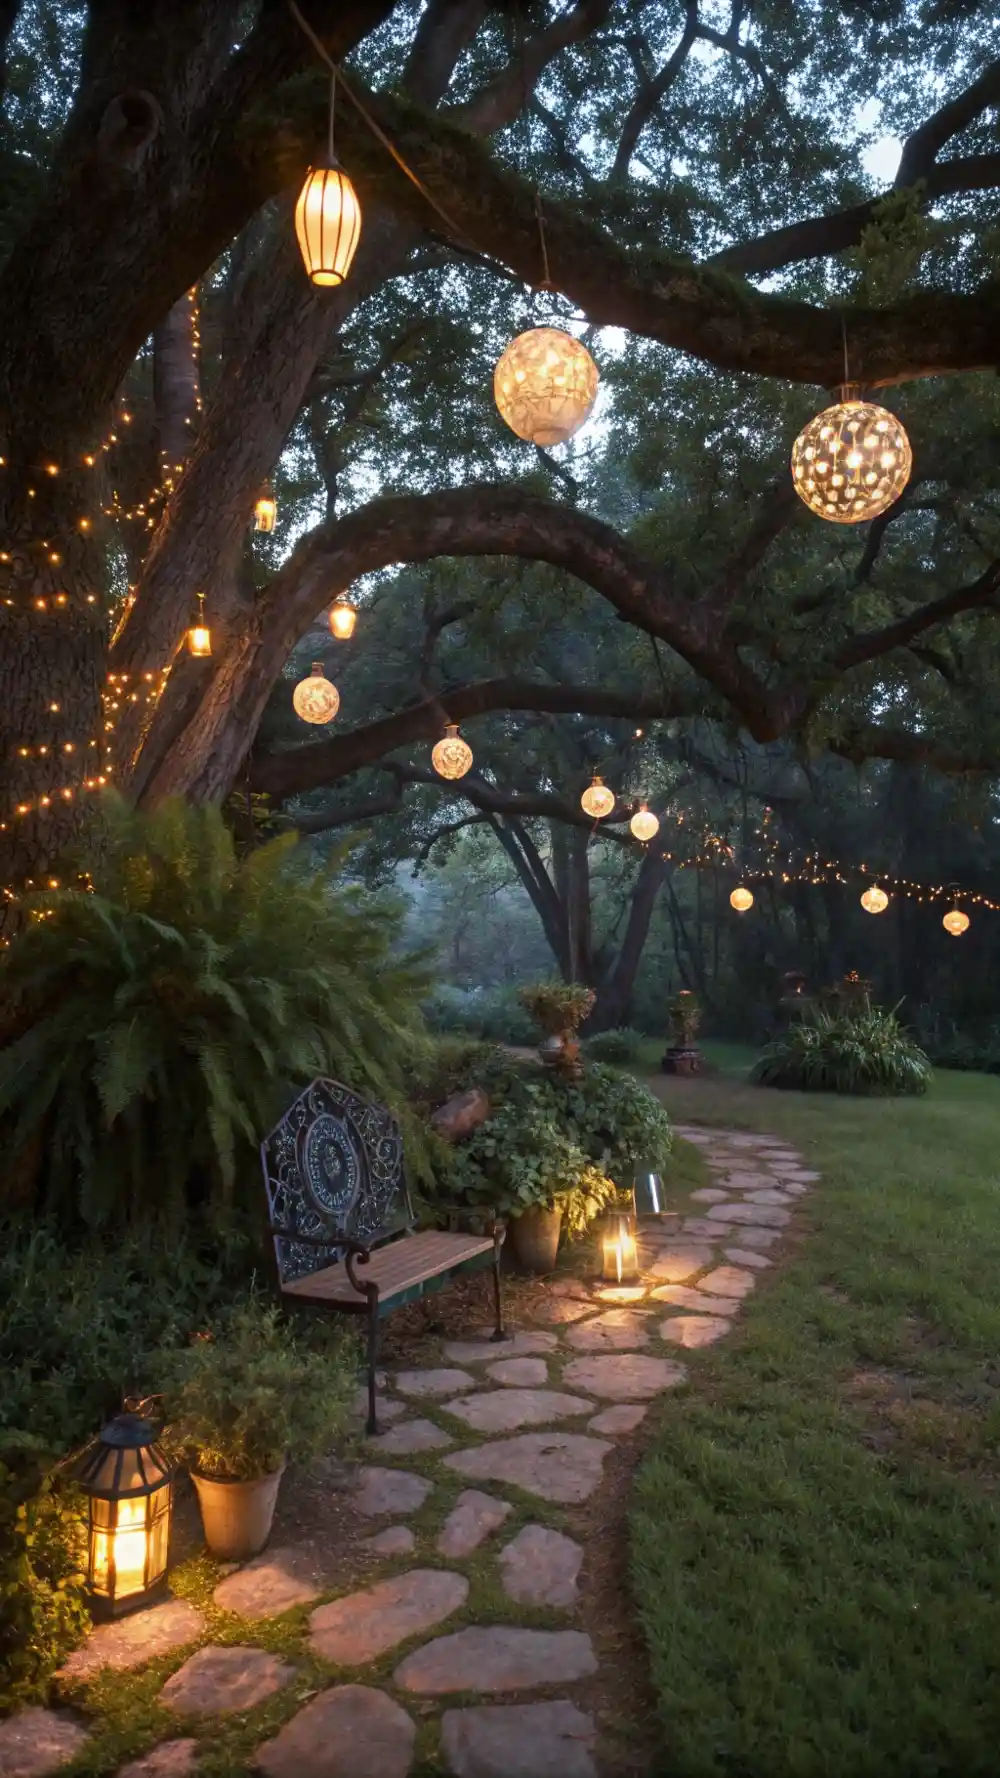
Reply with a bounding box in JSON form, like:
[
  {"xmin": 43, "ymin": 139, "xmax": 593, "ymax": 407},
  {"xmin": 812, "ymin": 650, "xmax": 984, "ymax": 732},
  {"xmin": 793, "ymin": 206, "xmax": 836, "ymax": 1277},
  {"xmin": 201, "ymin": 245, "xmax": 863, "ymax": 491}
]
[
  {"xmin": 832, "ymin": 560, "xmax": 1000, "ymax": 673},
  {"xmin": 458, "ymin": 0, "xmax": 614, "ymax": 135},
  {"xmin": 895, "ymin": 55, "xmax": 1000, "ymax": 186},
  {"xmin": 610, "ymin": 5, "xmax": 699, "ymax": 185}
]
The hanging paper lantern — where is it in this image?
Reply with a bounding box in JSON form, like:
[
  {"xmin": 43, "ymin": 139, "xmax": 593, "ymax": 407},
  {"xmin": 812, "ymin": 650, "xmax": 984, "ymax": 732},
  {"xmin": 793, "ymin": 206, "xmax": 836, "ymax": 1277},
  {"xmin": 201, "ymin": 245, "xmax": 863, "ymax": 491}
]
[
  {"xmin": 253, "ymin": 485, "xmax": 276, "ymax": 532},
  {"xmin": 295, "ymin": 166, "xmax": 362, "ymax": 287},
  {"xmin": 431, "ymin": 724, "xmax": 473, "ymax": 780},
  {"xmin": 791, "ymin": 387, "xmax": 911, "ymax": 523},
  {"xmin": 942, "ymin": 906, "xmax": 970, "ymax": 936},
  {"xmin": 581, "ymin": 775, "xmax": 615, "ymax": 819},
  {"xmin": 630, "ymin": 804, "xmax": 659, "ymax": 842},
  {"xmin": 730, "ymin": 885, "xmax": 754, "ymax": 912},
  {"xmin": 860, "ymin": 884, "xmax": 889, "ymax": 914},
  {"xmin": 494, "ymin": 326, "xmax": 599, "ymax": 446},
  {"xmin": 328, "ymin": 594, "xmax": 357, "ymax": 640},
  {"xmin": 292, "ymin": 662, "xmax": 340, "ymax": 724}
]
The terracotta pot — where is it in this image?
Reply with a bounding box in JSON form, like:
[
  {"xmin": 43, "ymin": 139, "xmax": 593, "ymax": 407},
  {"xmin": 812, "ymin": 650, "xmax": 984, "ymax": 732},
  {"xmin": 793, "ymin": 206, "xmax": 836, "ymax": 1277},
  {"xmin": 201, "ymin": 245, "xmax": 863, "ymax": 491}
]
[
  {"xmin": 510, "ymin": 1204, "xmax": 563, "ymax": 1274},
  {"xmin": 191, "ymin": 1464, "xmax": 285, "ymax": 1561}
]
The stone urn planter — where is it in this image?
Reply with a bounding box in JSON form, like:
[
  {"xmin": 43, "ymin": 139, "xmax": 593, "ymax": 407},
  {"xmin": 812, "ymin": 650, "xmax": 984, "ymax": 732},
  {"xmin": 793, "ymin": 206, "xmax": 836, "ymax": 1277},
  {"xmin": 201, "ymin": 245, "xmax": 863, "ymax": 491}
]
[
  {"xmin": 510, "ymin": 1205, "xmax": 563, "ymax": 1274},
  {"xmin": 191, "ymin": 1465, "xmax": 285, "ymax": 1561}
]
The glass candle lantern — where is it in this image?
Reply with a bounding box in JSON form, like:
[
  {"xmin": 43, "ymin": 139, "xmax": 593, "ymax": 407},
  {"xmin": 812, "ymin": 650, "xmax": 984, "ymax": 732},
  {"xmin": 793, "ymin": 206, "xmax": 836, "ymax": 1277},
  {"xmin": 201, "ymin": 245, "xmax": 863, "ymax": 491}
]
[
  {"xmin": 77, "ymin": 1412, "xmax": 173, "ymax": 1620},
  {"xmin": 601, "ymin": 1208, "xmax": 640, "ymax": 1283},
  {"xmin": 633, "ymin": 1171, "xmax": 668, "ymax": 1218}
]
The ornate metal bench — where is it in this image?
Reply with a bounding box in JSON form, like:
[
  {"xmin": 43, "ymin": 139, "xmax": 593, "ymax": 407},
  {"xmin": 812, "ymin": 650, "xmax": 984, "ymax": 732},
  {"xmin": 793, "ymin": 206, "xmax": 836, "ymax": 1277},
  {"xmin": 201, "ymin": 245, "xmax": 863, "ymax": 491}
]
[{"xmin": 261, "ymin": 1078, "xmax": 506, "ymax": 1433}]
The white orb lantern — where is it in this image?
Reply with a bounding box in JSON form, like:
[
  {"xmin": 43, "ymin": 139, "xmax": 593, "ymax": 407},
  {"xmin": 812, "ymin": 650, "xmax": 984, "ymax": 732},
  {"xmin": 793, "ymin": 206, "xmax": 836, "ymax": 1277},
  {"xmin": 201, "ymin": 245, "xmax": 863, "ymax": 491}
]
[
  {"xmin": 292, "ymin": 662, "xmax": 340, "ymax": 725},
  {"xmin": 791, "ymin": 386, "xmax": 911, "ymax": 523},
  {"xmin": 730, "ymin": 885, "xmax": 754, "ymax": 912},
  {"xmin": 581, "ymin": 776, "xmax": 615, "ymax": 820},
  {"xmin": 630, "ymin": 804, "xmax": 659, "ymax": 843},
  {"xmin": 942, "ymin": 906, "xmax": 970, "ymax": 937},
  {"xmin": 431, "ymin": 725, "xmax": 473, "ymax": 781},
  {"xmin": 494, "ymin": 326, "xmax": 599, "ymax": 446},
  {"xmin": 860, "ymin": 884, "xmax": 889, "ymax": 914}
]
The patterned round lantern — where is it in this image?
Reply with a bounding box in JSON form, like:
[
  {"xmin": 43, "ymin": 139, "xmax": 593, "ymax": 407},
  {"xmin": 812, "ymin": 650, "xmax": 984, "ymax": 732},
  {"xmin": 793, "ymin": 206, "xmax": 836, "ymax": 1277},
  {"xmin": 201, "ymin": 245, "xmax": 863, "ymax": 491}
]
[
  {"xmin": 431, "ymin": 724, "xmax": 473, "ymax": 780},
  {"xmin": 791, "ymin": 387, "xmax": 911, "ymax": 523},
  {"xmin": 861, "ymin": 883, "xmax": 889, "ymax": 914},
  {"xmin": 295, "ymin": 165, "xmax": 362, "ymax": 287},
  {"xmin": 730, "ymin": 885, "xmax": 754, "ymax": 912},
  {"xmin": 581, "ymin": 775, "xmax": 615, "ymax": 819},
  {"xmin": 494, "ymin": 327, "xmax": 599, "ymax": 446},
  {"xmin": 328, "ymin": 595, "xmax": 357, "ymax": 640},
  {"xmin": 630, "ymin": 804, "xmax": 659, "ymax": 842},
  {"xmin": 292, "ymin": 662, "xmax": 340, "ymax": 725},
  {"xmin": 942, "ymin": 906, "xmax": 970, "ymax": 936}
]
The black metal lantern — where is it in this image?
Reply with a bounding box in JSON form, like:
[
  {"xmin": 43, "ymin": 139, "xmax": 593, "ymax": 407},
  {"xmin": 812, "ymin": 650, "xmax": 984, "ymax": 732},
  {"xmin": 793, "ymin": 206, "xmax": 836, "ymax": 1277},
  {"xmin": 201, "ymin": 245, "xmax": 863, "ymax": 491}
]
[
  {"xmin": 77, "ymin": 1413, "xmax": 173, "ymax": 1620},
  {"xmin": 633, "ymin": 1171, "xmax": 668, "ymax": 1218}
]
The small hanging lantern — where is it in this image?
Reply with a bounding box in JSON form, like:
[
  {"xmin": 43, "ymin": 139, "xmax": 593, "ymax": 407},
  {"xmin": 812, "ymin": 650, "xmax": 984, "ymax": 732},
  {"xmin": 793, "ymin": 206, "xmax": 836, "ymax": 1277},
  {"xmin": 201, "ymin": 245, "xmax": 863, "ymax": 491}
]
[
  {"xmin": 581, "ymin": 775, "xmax": 615, "ymax": 820},
  {"xmin": 253, "ymin": 484, "xmax": 277, "ymax": 532},
  {"xmin": 633, "ymin": 1171, "xmax": 668, "ymax": 1217},
  {"xmin": 77, "ymin": 1411, "xmax": 173, "ymax": 1620},
  {"xmin": 494, "ymin": 327, "xmax": 599, "ymax": 446},
  {"xmin": 730, "ymin": 885, "xmax": 754, "ymax": 912},
  {"xmin": 630, "ymin": 804, "xmax": 659, "ymax": 843},
  {"xmin": 432, "ymin": 724, "xmax": 473, "ymax": 781},
  {"xmin": 294, "ymin": 74, "xmax": 361, "ymax": 287},
  {"xmin": 943, "ymin": 905, "xmax": 970, "ymax": 937},
  {"xmin": 791, "ymin": 385, "xmax": 912, "ymax": 524},
  {"xmin": 328, "ymin": 594, "xmax": 357, "ymax": 640},
  {"xmin": 292, "ymin": 661, "xmax": 340, "ymax": 724},
  {"xmin": 861, "ymin": 883, "xmax": 889, "ymax": 914},
  {"xmin": 186, "ymin": 593, "xmax": 211, "ymax": 657},
  {"xmin": 600, "ymin": 1206, "xmax": 640, "ymax": 1284}
]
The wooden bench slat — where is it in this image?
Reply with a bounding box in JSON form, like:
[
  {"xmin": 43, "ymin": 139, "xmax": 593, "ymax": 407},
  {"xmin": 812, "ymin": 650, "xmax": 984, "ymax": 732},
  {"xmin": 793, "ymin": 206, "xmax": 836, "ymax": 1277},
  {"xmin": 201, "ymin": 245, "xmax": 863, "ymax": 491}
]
[{"xmin": 282, "ymin": 1229, "xmax": 493, "ymax": 1303}]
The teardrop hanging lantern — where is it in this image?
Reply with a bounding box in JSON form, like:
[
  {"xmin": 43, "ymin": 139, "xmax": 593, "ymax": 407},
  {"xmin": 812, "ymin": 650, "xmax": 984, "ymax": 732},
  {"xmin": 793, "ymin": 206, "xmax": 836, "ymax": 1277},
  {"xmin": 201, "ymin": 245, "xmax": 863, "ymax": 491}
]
[
  {"xmin": 581, "ymin": 775, "xmax": 615, "ymax": 820},
  {"xmin": 292, "ymin": 662, "xmax": 340, "ymax": 725},
  {"xmin": 860, "ymin": 884, "xmax": 889, "ymax": 914},
  {"xmin": 253, "ymin": 484, "xmax": 276, "ymax": 532},
  {"xmin": 942, "ymin": 905, "xmax": 970, "ymax": 936},
  {"xmin": 730, "ymin": 885, "xmax": 754, "ymax": 912},
  {"xmin": 630, "ymin": 804, "xmax": 659, "ymax": 842},
  {"xmin": 791, "ymin": 385, "xmax": 911, "ymax": 524},
  {"xmin": 186, "ymin": 593, "xmax": 211, "ymax": 657},
  {"xmin": 328, "ymin": 594, "xmax": 357, "ymax": 640},
  {"xmin": 431, "ymin": 724, "xmax": 473, "ymax": 781},
  {"xmin": 494, "ymin": 327, "xmax": 599, "ymax": 446},
  {"xmin": 294, "ymin": 75, "xmax": 361, "ymax": 288}
]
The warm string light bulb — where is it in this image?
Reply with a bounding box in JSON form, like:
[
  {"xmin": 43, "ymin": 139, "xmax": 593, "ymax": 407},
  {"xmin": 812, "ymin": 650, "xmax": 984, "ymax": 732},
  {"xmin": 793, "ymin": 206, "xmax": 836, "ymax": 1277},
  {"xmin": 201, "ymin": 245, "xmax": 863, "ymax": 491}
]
[
  {"xmin": 730, "ymin": 885, "xmax": 754, "ymax": 912},
  {"xmin": 329, "ymin": 594, "xmax": 357, "ymax": 640},
  {"xmin": 292, "ymin": 662, "xmax": 340, "ymax": 724},
  {"xmin": 581, "ymin": 776, "xmax": 615, "ymax": 820},
  {"xmin": 431, "ymin": 725, "xmax": 473, "ymax": 780},
  {"xmin": 494, "ymin": 327, "xmax": 599, "ymax": 446},
  {"xmin": 630, "ymin": 804, "xmax": 659, "ymax": 842},
  {"xmin": 861, "ymin": 884, "xmax": 889, "ymax": 914},
  {"xmin": 791, "ymin": 385, "xmax": 912, "ymax": 523}
]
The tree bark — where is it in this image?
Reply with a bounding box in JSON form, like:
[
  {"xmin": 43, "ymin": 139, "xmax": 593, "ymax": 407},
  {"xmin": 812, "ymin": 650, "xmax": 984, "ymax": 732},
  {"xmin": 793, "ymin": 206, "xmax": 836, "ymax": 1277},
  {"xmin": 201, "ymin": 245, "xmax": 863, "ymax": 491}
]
[{"xmin": 589, "ymin": 847, "xmax": 668, "ymax": 1030}]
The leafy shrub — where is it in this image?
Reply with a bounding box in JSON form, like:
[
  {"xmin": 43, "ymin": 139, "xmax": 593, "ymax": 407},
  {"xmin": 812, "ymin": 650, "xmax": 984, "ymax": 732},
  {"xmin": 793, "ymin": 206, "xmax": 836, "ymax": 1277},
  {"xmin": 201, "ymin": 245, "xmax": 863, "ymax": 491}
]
[
  {"xmin": 752, "ymin": 1003, "xmax": 931, "ymax": 1096},
  {"xmin": 518, "ymin": 981, "xmax": 595, "ymax": 1036},
  {"xmin": 0, "ymin": 1444, "xmax": 88, "ymax": 1710},
  {"xmin": 912, "ymin": 1009, "xmax": 1000, "ymax": 1075},
  {"xmin": 584, "ymin": 1027, "xmax": 644, "ymax": 1064},
  {"xmin": 422, "ymin": 984, "xmax": 536, "ymax": 1046},
  {"xmin": 160, "ymin": 1298, "xmax": 356, "ymax": 1481},
  {"xmin": 668, "ymin": 990, "xmax": 702, "ymax": 1047},
  {"xmin": 0, "ymin": 797, "xmax": 430, "ymax": 1230}
]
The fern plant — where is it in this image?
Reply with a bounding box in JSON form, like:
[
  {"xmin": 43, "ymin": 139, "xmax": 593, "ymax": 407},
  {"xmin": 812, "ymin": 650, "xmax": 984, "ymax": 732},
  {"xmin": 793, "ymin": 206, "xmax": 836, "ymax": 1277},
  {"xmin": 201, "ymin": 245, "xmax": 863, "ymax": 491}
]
[
  {"xmin": 752, "ymin": 1002, "xmax": 931, "ymax": 1097},
  {"xmin": 0, "ymin": 798, "xmax": 431, "ymax": 1229}
]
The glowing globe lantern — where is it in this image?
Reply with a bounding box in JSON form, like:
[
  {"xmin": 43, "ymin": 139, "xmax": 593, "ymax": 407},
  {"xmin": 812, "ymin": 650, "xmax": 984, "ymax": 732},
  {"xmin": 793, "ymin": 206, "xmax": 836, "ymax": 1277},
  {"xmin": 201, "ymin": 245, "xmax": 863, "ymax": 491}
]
[
  {"xmin": 295, "ymin": 165, "xmax": 362, "ymax": 287},
  {"xmin": 943, "ymin": 906, "xmax": 970, "ymax": 936},
  {"xmin": 328, "ymin": 594, "xmax": 357, "ymax": 640},
  {"xmin": 581, "ymin": 775, "xmax": 615, "ymax": 819},
  {"xmin": 77, "ymin": 1412, "xmax": 173, "ymax": 1620},
  {"xmin": 253, "ymin": 485, "xmax": 276, "ymax": 532},
  {"xmin": 730, "ymin": 885, "xmax": 754, "ymax": 912},
  {"xmin": 494, "ymin": 327, "xmax": 599, "ymax": 446},
  {"xmin": 861, "ymin": 884, "xmax": 889, "ymax": 914},
  {"xmin": 791, "ymin": 387, "xmax": 911, "ymax": 523},
  {"xmin": 600, "ymin": 1207, "xmax": 640, "ymax": 1283},
  {"xmin": 292, "ymin": 662, "xmax": 340, "ymax": 724},
  {"xmin": 630, "ymin": 804, "xmax": 659, "ymax": 842},
  {"xmin": 431, "ymin": 724, "xmax": 473, "ymax": 780}
]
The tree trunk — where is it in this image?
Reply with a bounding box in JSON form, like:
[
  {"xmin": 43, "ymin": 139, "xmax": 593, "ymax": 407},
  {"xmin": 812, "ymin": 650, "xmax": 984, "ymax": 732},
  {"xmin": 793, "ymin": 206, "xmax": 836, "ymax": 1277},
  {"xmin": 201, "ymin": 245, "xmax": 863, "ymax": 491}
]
[
  {"xmin": 589, "ymin": 847, "xmax": 667, "ymax": 1030},
  {"xmin": 153, "ymin": 288, "xmax": 201, "ymax": 487}
]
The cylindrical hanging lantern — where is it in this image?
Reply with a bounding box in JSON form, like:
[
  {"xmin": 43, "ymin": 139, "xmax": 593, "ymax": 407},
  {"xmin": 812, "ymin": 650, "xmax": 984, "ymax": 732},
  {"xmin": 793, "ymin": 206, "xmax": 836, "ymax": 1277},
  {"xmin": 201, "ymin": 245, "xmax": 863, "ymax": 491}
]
[
  {"xmin": 187, "ymin": 593, "xmax": 211, "ymax": 657},
  {"xmin": 861, "ymin": 884, "xmax": 889, "ymax": 914},
  {"xmin": 943, "ymin": 906, "xmax": 970, "ymax": 936},
  {"xmin": 77, "ymin": 1412, "xmax": 173, "ymax": 1620},
  {"xmin": 494, "ymin": 327, "xmax": 599, "ymax": 446},
  {"xmin": 292, "ymin": 662, "xmax": 340, "ymax": 724},
  {"xmin": 295, "ymin": 165, "xmax": 362, "ymax": 287},
  {"xmin": 581, "ymin": 775, "xmax": 615, "ymax": 819},
  {"xmin": 431, "ymin": 724, "xmax": 473, "ymax": 781},
  {"xmin": 253, "ymin": 485, "xmax": 276, "ymax": 532},
  {"xmin": 630, "ymin": 804, "xmax": 659, "ymax": 842},
  {"xmin": 600, "ymin": 1207, "xmax": 640, "ymax": 1283},
  {"xmin": 791, "ymin": 386, "xmax": 912, "ymax": 524},
  {"xmin": 633, "ymin": 1171, "xmax": 668, "ymax": 1218},
  {"xmin": 730, "ymin": 885, "xmax": 754, "ymax": 912},
  {"xmin": 328, "ymin": 594, "xmax": 357, "ymax": 640}
]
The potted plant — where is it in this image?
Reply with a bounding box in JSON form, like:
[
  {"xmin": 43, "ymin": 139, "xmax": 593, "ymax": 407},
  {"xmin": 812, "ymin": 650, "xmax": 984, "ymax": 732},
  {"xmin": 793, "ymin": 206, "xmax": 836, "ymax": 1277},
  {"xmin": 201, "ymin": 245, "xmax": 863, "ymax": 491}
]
[
  {"xmin": 160, "ymin": 1299, "xmax": 355, "ymax": 1561},
  {"xmin": 518, "ymin": 982, "xmax": 596, "ymax": 1077},
  {"xmin": 662, "ymin": 990, "xmax": 704, "ymax": 1074}
]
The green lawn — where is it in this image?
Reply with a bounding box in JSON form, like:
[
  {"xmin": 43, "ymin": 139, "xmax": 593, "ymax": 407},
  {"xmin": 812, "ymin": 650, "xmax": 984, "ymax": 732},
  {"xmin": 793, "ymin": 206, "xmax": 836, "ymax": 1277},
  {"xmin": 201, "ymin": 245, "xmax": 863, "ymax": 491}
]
[{"xmin": 634, "ymin": 1054, "xmax": 1000, "ymax": 1778}]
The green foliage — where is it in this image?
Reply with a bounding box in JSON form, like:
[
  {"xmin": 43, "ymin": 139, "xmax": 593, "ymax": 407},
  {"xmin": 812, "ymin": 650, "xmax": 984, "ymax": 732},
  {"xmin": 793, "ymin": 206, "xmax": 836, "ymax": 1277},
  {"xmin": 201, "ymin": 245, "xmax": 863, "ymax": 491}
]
[
  {"xmin": 668, "ymin": 991, "xmax": 703, "ymax": 1048},
  {"xmin": 0, "ymin": 1449, "xmax": 88, "ymax": 1710},
  {"xmin": 583, "ymin": 1026, "xmax": 644, "ymax": 1063},
  {"xmin": 518, "ymin": 981, "xmax": 596, "ymax": 1037},
  {"xmin": 159, "ymin": 1298, "xmax": 356, "ymax": 1482},
  {"xmin": 0, "ymin": 798, "xmax": 431, "ymax": 1230},
  {"xmin": 752, "ymin": 1002, "xmax": 932, "ymax": 1096},
  {"xmin": 422, "ymin": 983, "xmax": 537, "ymax": 1046}
]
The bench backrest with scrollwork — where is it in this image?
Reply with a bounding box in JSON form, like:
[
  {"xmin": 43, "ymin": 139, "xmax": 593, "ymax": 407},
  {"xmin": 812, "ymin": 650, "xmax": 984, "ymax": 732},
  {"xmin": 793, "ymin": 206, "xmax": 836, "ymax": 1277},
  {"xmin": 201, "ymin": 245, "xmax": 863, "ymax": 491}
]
[{"xmin": 260, "ymin": 1078, "xmax": 414, "ymax": 1288}]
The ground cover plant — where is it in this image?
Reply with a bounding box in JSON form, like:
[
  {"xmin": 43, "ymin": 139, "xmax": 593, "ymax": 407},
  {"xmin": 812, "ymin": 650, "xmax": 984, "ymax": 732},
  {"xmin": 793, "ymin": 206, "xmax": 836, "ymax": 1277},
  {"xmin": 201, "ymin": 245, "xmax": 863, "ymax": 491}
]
[{"xmin": 752, "ymin": 1001, "xmax": 932, "ymax": 1096}]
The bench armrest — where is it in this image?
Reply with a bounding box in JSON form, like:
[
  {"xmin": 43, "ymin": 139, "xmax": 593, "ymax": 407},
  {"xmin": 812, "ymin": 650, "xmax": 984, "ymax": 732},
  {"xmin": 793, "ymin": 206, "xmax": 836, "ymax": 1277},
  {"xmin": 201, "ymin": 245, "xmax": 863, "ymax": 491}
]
[{"xmin": 267, "ymin": 1224, "xmax": 372, "ymax": 1258}]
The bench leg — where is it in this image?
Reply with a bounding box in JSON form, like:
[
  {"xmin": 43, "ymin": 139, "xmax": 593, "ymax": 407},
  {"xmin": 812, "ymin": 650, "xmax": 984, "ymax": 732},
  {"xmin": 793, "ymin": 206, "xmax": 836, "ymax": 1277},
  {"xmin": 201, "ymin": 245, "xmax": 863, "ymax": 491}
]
[
  {"xmin": 365, "ymin": 1291, "xmax": 381, "ymax": 1436},
  {"xmin": 490, "ymin": 1222, "xmax": 508, "ymax": 1343}
]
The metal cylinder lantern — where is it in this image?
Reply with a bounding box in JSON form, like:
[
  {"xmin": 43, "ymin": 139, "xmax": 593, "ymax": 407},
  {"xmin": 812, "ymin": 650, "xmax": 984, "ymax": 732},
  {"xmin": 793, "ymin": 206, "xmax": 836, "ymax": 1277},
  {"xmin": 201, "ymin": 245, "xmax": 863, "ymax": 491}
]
[
  {"xmin": 77, "ymin": 1412, "xmax": 173, "ymax": 1620},
  {"xmin": 633, "ymin": 1171, "xmax": 668, "ymax": 1218},
  {"xmin": 253, "ymin": 485, "xmax": 276, "ymax": 532},
  {"xmin": 328, "ymin": 594, "xmax": 357, "ymax": 639},
  {"xmin": 601, "ymin": 1207, "xmax": 640, "ymax": 1283}
]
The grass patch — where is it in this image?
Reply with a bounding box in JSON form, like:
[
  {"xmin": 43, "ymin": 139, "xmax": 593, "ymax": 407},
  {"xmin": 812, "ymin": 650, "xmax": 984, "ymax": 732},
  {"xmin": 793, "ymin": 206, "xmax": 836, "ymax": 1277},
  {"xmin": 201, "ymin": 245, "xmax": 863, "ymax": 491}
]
[{"xmin": 633, "ymin": 1063, "xmax": 1000, "ymax": 1777}]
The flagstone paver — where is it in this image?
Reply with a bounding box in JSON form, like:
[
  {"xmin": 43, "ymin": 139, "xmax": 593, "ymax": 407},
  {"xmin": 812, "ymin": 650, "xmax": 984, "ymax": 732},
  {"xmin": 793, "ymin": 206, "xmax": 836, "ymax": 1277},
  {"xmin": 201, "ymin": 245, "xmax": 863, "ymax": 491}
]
[
  {"xmin": 484, "ymin": 1356, "xmax": 549, "ymax": 1386},
  {"xmin": 353, "ymin": 1467, "xmax": 433, "ymax": 1517},
  {"xmin": 442, "ymin": 1388, "xmax": 593, "ymax": 1433},
  {"xmin": 587, "ymin": 1402, "xmax": 648, "ymax": 1434},
  {"xmin": 364, "ymin": 1525, "xmax": 416, "ymax": 1558},
  {"xmin": 375, "ymin": 1417, "xmax": 454, "ymax": 1455},
  {"xmin": 213, "ymin": 1548, "xmax": 326, "ymax": 1620},
  {"xmin": 563, "ymin": 1310, "xmax": 652, "ymax": 1351},
  {"xmin": 437, "ymin": 1490, "xmax": 513, "ymax": 1558},
  {"xmin": 708, "ymin": 1201, "xmax": 790, "ymax": 1227},
  {"xmin": 444, "ymin": 1332, "xmax": 557, "ymax": 1364},
  {"xmin": 394, "ymin": 1627, "xmax": 597, "ymax": 1694},
  {"xmin": 58, "ymin": 1598, "xmax": 205, "ymax": 1679},
  {"xmin": 254, "ymin": 1686, "xmax": 415, "ymax": 1778},
  {"xmin": 394, "ymin": 1367, "xmax": 479, "ymax": 1398},
  {"xmin": 595, "ymin": 1283, "xmax": 648, "ymax": 1303},
  {"xmin": 529, "ymin": 1298, "xmax": 600, "ymax": 1323},
  {"xmin": 562, "ymin": 1353, "xmax": 688, "ymax": 1401},
  {"xmin": 309, "ymin": 1570, "xmax": 469, "ymax": 1664},
  {"xmin": 443, "ymin": 1432, "xmax": 612, "ymax": 1503},
  {"xmin": 725, "ymin": 1246, "xmax": 772, "ymax": 1269},
  {"xmin": 651, "ymin": 1284, "xmax": 739, "ymax": 1313},
  {"xmin": 661, "ymin": 1314, "xmax": 732, "ymax": 1348},
  {"xmin": 0, "ymin": 1709, "xmax": 88, "ymax": 1777},
  {"xmin": 440, "ymin": 1699, "xmax": 597, "ymax": 1778},
  {"xmin": 118, "ymin": 1742, "xmax": 198, "ymax": 1778},
  {"xmin": 689, "ymin": 1187, "xmax": 731, "ymax": 1203},
  {"xmin": 159, "ymin": 1646, "xmax": 294, "ymax": 1717},
  {"xmin": 649, "ymin": 1243, "xmax": 715, "ymax": 1280},
  {"xmin": 698, "ymin": 1265, "xmax": 756, "ymax": 1299},
  {"xmin": 499, "ymin": 1525, "xmax": 583, "ymax": 1608}
]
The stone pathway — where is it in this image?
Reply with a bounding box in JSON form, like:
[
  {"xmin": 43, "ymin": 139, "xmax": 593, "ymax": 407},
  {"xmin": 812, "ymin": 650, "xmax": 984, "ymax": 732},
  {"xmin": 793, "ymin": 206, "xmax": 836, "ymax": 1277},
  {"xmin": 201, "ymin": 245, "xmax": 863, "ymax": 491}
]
[{"xmin": 7, "ymin": 1124, "xmax": 815, "ymax": 1778}]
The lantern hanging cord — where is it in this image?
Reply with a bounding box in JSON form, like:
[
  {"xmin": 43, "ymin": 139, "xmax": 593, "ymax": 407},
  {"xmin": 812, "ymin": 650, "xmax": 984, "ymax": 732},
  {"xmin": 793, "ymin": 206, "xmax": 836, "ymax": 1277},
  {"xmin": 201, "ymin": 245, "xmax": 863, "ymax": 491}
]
[
  {"xmin": 286, "ymin": 1, "xmax": 475, "ymax": 253},
  {"xmin": 535, "ymin": 187, "xmax": 554, "ymax": 292}
]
